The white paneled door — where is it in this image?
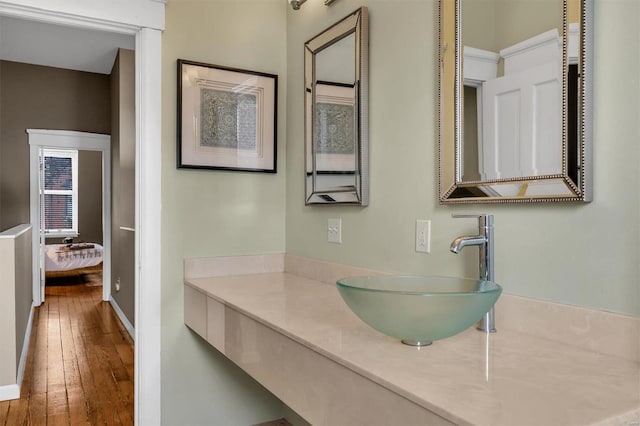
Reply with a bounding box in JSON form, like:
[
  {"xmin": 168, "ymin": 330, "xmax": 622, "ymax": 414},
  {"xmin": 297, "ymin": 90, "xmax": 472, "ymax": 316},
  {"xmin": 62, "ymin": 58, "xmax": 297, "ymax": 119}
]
[{"xmin": 481, "ymin": 61, "xmax": 562, "ymax": 180}]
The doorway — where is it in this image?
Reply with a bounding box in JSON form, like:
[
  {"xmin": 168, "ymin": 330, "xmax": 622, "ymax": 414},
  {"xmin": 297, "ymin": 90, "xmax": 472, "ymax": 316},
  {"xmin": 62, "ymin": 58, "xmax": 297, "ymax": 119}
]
[
  {"xmin": 40, "ymin": 148, "xmax": 105, "ymax": 294},
  {"xmin": 28, "ymin": 131, "xmax": 111, "ymax": 306},
  {"xmin": 0, "ymin": 2, "xmax": 163, "ymax": 423}
]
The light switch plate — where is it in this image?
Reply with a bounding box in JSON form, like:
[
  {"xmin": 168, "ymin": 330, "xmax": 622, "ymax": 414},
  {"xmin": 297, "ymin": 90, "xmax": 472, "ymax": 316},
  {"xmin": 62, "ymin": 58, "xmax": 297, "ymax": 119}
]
[
  {"xmin": 328, "ymin": 218, "xmax": 342, "ymax": 243},
  {"xmin": 416, "ymin": 220, "xmax": 431, "ymax": 253}
]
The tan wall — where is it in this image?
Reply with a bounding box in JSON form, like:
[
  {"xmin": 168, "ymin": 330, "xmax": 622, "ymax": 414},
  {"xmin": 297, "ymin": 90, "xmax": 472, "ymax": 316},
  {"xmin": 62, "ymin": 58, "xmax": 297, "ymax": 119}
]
[
  {"xmin": 0, "ymin": 61, "xmax": 110, "ymax": 234},
  {"xmin": 568, "ymin": 0, "xmax": 580, "ymax": 23},
  {"xmin": 110, "ymin": 49, "xmax": 135, "ymax": 327}
]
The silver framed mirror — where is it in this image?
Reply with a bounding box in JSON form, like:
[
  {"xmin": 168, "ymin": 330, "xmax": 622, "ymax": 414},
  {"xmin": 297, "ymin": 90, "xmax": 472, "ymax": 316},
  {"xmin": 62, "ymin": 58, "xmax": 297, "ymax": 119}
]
[
  {"xmin": 439, "ymin": 0, "xmax": 593, "ymax": 203},
  {"xmin": 305, "ymin": 7, "xmax": 369, "ymax": 205}
]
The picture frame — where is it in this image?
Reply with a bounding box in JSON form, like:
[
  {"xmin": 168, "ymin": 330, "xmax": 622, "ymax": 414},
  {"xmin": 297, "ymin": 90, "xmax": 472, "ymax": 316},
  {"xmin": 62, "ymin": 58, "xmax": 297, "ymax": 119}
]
[{"xmin": 177, "ymin": 59, "xmax": 277, "ymax": 173}]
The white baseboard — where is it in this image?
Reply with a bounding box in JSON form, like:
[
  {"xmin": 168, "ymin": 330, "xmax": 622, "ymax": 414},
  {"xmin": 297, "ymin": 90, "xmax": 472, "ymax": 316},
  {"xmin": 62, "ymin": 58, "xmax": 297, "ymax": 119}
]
[
  {"xmin": 109, "ymin": 297, "xmax": 135, "ymax": 341},
  {"xmin": 16, "ymin": 302, "xmax": 35, "ymax": 387},
  {"xmin": 0, "ymin": 384, "xmax": 19, "ymax": 401}
]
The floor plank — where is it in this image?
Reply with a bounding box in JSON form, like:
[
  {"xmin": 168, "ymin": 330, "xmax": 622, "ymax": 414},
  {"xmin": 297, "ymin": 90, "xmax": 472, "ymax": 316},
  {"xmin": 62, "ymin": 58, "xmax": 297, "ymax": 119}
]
[
  {"xmin": 0, "ymin": 401, "xmax": 10, "ymax": 425},
  {"xmin": 5, "ymin": 398, "xmax": 28, "ymax": 426},
  {"xmin": 31, "ymin": 300, "xmax": 48, "ymax": 397},
  {"xmin": 27, "ymin": 392, "xmax": 46, "ymax": 425},
  {"xmin": 0, "ymin": 267, "xmax": 134, "ymax": 425},
  {"xmin": 67, "ymin": 385, "xmax": 89, "ymax": 425}
]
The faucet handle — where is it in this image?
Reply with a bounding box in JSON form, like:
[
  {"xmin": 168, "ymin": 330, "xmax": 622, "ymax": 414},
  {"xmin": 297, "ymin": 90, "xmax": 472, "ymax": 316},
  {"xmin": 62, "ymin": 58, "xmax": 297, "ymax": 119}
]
[{"xmin": 452, "ymin": 213, "xmax": 494, "ymax": 227}]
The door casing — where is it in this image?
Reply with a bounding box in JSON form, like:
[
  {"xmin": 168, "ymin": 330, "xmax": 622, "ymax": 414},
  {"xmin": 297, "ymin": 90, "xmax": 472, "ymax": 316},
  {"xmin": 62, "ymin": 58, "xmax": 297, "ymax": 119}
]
[
  {"xmin": 0, "ymin": 1, "xmax": 164, "ymax": 423},
  {"xmin": 28, "ymin": 130, "xmax": 111, "ymax": 305}
]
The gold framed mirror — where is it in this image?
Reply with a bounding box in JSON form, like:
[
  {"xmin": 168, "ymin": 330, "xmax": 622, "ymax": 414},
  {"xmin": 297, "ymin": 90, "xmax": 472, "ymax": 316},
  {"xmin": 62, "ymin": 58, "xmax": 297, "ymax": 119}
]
[
  {"xmin": 439, "ymin": 0, "xmax": 593, "ymax": 203},
  {"xmin": 304, "ymin": 7, "xmax": 369, "ymax": 205}
]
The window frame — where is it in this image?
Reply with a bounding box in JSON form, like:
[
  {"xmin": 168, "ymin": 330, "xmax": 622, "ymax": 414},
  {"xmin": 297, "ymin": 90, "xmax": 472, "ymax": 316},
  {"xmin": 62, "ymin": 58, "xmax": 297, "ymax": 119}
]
[{"xmin": 42, "ymin": 148, "xmax": 79, "ymax": 238}]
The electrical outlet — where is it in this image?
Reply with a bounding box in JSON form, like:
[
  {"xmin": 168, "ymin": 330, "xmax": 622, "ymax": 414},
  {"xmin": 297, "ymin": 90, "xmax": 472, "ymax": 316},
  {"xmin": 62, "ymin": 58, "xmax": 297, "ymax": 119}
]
[
  {"xmin": 328, "ymin": 218, "xmax": 342, "ymax": 243},
  {"xmin": 115, "ymin": 277, "xmax": 121, "ymax": 292},
  {"xmin": 416, "ymin": 220, "xmax": 431, "ymax": 253}
]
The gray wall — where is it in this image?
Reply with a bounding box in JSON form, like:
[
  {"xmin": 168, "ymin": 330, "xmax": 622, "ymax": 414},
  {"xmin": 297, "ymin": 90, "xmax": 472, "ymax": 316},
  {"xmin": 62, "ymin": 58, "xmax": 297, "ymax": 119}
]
[
  {"xmin": 0, "ymin": 61, "xmax": 110, "ymax": 234},
  {"xmin": 110, "ymin": 49, "xmax": 135, "ymax": 327},
  {"xmin": 0, "ymin": 62, "xmax": 2, "ymax": 225},
  {"xmin": 77, "ymin": 150, "xmax": 103, "ymax": 244},
  {"xmin": 462, "ymin": 86, "xmax": 480, "ymax": 181}
]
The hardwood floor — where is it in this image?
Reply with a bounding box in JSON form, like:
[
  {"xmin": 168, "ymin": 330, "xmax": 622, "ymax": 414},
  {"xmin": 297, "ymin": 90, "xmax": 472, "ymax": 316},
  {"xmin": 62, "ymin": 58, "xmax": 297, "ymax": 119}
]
[{"xmin": 0, "ymin": 272, "xmax": 134, "ymax": 425}]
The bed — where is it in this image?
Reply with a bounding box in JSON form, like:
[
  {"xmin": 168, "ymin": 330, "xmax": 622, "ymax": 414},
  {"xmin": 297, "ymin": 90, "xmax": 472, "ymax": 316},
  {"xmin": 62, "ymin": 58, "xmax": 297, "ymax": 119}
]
[{"xmin": 45, "ymin": 243, "xmax": 104, "ymax": 272}]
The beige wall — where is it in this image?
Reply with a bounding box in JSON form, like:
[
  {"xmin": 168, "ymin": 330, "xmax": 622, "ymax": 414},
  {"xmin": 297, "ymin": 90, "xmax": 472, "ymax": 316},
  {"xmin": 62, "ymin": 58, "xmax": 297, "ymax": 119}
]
[
  {"xmin": 463, "ymin": 0, "xmax": 563, "ymax": 52},
  {"xmin": 0, "ymin": 236, "xmax": 17, "ymax": 386},
  {"xmin": 462, "ymin": 0, "xmax": 498, "ymax": 51},
  {"xmin": 0, "ymin": 61, "xmax": 110, "ymax": 235},
  {"xmin": 161, "ymin": 1, "xmax": 287, "ymax": 424},
  {"xmin": 13, "ymin": 226, "xmax": 31, "ymax": 375},
  {"xmin": 0, "ymin": 225, "xmax": 32, "ymax": 387},
  {"xmin": 110, "ymin": 49, "xmax": 136, "ymax": 326},
  {"xmin": 494, "ymin": 0, "xmax": 563, "ymax": 50},
  {"xmin": 286, "ymin": 0, "xmax": 640, "ymax": 317}
]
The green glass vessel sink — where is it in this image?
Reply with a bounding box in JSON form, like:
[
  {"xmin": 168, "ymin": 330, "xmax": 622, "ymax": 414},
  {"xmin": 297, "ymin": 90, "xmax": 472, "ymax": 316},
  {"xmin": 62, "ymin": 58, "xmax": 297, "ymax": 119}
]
[{"xmin": 336, "ymin": 276, "xmax": 502, "ymax": 346}]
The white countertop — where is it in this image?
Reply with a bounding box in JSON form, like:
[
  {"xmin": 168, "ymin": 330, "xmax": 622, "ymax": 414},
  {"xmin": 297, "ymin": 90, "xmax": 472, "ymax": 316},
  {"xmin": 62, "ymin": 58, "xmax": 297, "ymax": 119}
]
[{"xmin": 186, "ymin": 272, "xmax": 640, "ymax": 426}]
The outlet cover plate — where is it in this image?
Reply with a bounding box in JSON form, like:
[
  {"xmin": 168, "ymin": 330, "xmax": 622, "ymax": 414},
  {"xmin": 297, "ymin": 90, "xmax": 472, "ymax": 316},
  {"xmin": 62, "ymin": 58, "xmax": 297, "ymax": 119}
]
[{"xmin": 416, "ymin": 220, "xmax": 431, "ymax": 253}]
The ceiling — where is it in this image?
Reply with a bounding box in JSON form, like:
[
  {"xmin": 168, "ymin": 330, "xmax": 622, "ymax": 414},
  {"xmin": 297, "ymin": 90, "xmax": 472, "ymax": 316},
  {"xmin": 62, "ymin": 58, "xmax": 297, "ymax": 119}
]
[{"xmin": 0, "ymin": 15, "xmax": 135, "ymax": 75}]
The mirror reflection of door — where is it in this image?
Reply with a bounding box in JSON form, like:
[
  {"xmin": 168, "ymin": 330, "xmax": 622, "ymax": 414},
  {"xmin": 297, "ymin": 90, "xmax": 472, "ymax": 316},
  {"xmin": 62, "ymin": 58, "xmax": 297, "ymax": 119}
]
[{"xmin": 461, "ymin": 0, "xmax": 572, "ymax": 183}]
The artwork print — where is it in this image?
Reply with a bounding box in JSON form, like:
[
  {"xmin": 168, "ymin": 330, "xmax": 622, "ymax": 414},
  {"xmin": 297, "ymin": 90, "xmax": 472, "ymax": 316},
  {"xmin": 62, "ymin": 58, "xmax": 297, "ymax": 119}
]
[
  {"xmin": 177, "ymin": 60, "xmax": 277, "ymax": 173},
  {"xmin": 199, "ymin": 89, "xmax": 257, "ymax": 150},
  {"xmin": 311, "ymin": 83, "xmax": 357, "ymax": 172},
  {"xmin": 315, "ymin": 102, "xmax": 355, "ymax": 154}
]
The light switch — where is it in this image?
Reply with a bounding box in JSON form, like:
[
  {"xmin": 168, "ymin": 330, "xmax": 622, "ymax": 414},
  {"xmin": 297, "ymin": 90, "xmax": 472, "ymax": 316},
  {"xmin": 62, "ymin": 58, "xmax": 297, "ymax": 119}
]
[{"xmin": 328, "ymin": 218, "xmax": 342, "ymax": 244}]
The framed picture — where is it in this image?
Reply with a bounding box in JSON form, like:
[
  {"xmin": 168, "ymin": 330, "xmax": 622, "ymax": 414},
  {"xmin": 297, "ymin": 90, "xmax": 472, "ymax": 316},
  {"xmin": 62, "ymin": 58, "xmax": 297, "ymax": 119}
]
[{"xmin": 177, "ymin": 59, "xmax": 277, "ymax": 173}]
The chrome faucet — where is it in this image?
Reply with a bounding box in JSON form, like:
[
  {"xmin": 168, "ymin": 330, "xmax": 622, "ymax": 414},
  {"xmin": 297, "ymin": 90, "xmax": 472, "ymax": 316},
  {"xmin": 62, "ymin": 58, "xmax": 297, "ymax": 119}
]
[{"xmin": 450, "ymin": 214, "xmax": 496, "ymax": 333}]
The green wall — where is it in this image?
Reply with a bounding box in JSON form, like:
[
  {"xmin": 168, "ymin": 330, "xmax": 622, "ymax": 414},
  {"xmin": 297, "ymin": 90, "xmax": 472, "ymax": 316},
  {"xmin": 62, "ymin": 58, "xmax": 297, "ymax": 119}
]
[
  {"xmin": 161, "ymin": 1, "xmax": 287, "ymax": 424},
  {"xmin": 161, "ymin": 0, "xmax": 639, "ymax": 423},
  {"xmin": 285, "ymin": 0, "xmax": 640, "ymax": 317}
]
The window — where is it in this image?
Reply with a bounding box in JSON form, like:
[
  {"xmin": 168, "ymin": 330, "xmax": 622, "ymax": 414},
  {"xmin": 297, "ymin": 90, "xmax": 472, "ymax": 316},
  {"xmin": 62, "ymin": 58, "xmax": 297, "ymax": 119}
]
[{"xmin": 42, "ymin": 149, "xmax": 78, "ymax": 237}]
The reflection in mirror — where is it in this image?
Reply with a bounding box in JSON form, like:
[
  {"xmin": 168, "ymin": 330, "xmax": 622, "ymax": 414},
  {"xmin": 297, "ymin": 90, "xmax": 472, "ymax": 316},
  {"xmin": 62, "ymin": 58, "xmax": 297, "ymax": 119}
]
[
  {"xmin": 305, "ymin": 8, "xmax": 368, "ymax": 205},
  {"xmin": 439, "ymin": 0, "xmax": 593, "ymax": 203}
]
